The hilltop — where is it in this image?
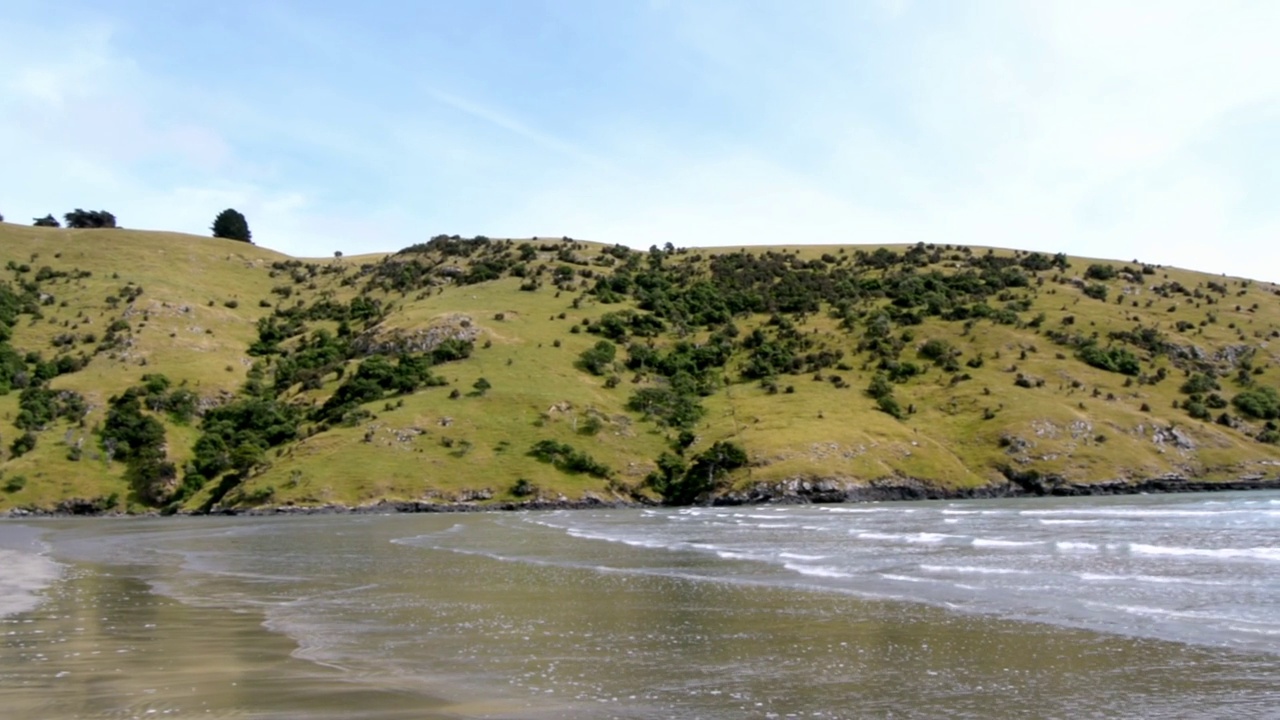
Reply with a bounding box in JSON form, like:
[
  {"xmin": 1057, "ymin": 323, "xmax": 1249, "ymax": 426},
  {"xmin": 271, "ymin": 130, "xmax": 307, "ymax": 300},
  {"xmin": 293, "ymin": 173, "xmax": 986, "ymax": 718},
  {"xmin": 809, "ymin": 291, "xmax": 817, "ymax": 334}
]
[{"xmin": 2, "ymin": 221, "xmax": 1279, "ymax": 514}]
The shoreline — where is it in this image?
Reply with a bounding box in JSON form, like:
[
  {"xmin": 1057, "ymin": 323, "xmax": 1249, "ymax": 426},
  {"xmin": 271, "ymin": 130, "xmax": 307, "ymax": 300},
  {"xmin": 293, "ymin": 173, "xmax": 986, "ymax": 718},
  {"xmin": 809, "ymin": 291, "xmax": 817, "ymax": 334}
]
[{"xmin": 5, "ymin": 473, "xmax": 1280, "ymax": 518}]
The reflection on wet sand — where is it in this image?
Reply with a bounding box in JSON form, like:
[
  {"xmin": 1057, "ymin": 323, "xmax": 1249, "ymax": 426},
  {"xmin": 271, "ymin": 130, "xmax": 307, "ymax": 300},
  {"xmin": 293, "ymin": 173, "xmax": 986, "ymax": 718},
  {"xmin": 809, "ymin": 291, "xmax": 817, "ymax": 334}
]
[{"xmin": 1, "ymin": 566, "xmax": 454, "ymax": 719}]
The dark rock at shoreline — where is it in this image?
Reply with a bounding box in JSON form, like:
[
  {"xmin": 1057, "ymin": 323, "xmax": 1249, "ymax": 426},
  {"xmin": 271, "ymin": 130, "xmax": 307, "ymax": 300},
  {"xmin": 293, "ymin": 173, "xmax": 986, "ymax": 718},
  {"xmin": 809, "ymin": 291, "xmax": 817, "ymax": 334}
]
[
  {"xmin": 6, "ymin": 475, "xmax": 1280, "ymax": 518},
  {"xmin": 713, "ymin": 473, "xmax": 1280, "ymax": 505}
]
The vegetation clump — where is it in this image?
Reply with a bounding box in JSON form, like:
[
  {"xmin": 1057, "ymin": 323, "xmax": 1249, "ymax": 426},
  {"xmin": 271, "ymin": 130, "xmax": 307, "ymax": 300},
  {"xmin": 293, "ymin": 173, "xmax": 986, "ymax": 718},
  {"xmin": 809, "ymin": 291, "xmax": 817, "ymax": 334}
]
[
  {"xmin": 63, "ymin": 209, "xmax": 118, "ymax": 229},
  {"xmin": 211, "ymin": 208, "xmax": 253, "ymax": 243},
  {"xmin": 528, "ymin": 440, "xmax": 612, "ymax": 478}
]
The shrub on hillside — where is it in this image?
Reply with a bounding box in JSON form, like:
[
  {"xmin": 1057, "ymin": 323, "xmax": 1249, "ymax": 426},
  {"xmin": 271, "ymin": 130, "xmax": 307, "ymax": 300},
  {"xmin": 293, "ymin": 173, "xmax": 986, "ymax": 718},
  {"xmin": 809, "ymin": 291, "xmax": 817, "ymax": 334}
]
[
  {"xmin": 646, "ymin": 441, "xmax": 748, "ymax": 505},
  {"xmin": 625, "ymin": 386, "xmax": 705, "ymax": 429},
  {"xmin": 576, "ymin": 340, "xmax": 617, "ymax": 375},
  {"xmin": 1083, "ymin": 283, "xmax": 1109, "ymax": 301},
  {"xmin": 1084, "ymin": 264, "xmax": 1117, "ymax": 281},
  {"xmin": 876, "ymin": 395, "xmax": 904, "ymax": 418},
  {"xmin": 1233, "ymin": 386, "xmax": 1280, "ymax": 420},
  {"xmin": 528, "ymin": 440, "xmax": 612, "ymax": 478},
  {"xmin": 32, "ymin": 214, "xmax": 60, "ymax": 227},
  {"xmin": 9, "ymin": 431, "xmax": 37, "ymax": 457},
  {"xmin": 918, "ymin": 338, "xmax": 954, "ymax": 364},
  {"xmin": 1078, "ymin": 345, "xmax": 1140, "ymax": 375},
  {"xmin": 63, "ymin": 209, "xmax": 117, "ymax": 229},
  {"xmin": 1180, "ymin": 373, "xmax": 1220, "ymax": 395},
  {"xmin": 211, "ymin": 208, "xmax": 253, "ymax": 243}
]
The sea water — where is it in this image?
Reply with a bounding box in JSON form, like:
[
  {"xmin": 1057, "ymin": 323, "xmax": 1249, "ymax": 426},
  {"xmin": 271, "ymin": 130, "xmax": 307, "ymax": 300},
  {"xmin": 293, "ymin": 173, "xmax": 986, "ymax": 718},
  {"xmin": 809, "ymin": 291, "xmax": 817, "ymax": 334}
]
[{"xmin": 2, "ymin": 491, "xmax": 1277, "ymax": 718}]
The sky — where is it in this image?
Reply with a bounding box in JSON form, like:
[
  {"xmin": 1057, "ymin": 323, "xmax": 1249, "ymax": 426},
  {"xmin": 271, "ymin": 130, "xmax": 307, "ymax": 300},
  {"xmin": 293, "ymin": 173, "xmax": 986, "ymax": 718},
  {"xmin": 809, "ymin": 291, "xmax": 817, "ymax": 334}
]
[{"xmin": 1, "ymin": 0, "xmax": 1278, "ymax": 280}]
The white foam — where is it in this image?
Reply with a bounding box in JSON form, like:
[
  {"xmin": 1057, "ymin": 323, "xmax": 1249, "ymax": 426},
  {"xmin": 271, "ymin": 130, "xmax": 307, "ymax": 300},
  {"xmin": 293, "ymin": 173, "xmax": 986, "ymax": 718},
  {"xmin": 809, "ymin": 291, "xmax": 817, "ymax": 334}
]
[
  {"xmin": 919, "ymin": 564, "xmax": 1032, "ymax": 576},
  {"xmin": 715, "ymin": 550, "xmax": 757, "ymax": 561},
  {"xmin": 855, "ymin": 531, "xmax": 956, "ymax": 544},
  {"xmin": 1098, "ymin": 603, "xmax": 1239, "ymax": 624},
  {"xmin": 778, "ymin": 552, "xmax": 826, "ymax": 561},
  {"xmin": 1023, "ymin": 508, "xmax": 1238, "ymax": 518},
  {"xmin": 0, "ymin": 549, "xmax": 62, "ymax": 618},
  {"xmin": 1077, "ymin": 572, "xmax": 1231, "ymax": 587},
  {"xmin": 563, "ymin": 528, "xmax": 677, "ymax": 551},
  {"xmin": 1129, "ymin": 543, "xmax": 1280, "ymax": 562},
  {"xmin": 972, "ymin": 538, "xmax": 1039, "ymax": 548},
  {"xmin": 880, "ymin": 573, "xmax": 929, "ymax": 583},
  {"xmin": 1038, "ymin": 519, "xmax": 1100, "ymax": 526},
  {"xmin": 1055, "ymin": 541, "xmax": 1099, "ymax": 552},
  {"xmin": 784, "ymin": 563, "xmax": 852, "ymax": 579}
]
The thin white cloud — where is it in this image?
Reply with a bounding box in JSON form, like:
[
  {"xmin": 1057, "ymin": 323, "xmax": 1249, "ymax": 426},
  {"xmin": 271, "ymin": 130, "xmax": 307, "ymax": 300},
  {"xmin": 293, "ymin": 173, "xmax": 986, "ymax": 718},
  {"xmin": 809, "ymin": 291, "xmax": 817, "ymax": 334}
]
[{"xmin": 423, "ymin": 87, "xmax": 604, "ymax": 168}]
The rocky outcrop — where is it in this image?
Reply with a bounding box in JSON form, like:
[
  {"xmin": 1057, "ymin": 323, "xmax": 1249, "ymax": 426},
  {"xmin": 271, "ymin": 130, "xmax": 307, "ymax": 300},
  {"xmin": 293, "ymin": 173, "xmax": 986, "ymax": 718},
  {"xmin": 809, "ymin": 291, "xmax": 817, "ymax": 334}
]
[
  {"xmin": 9, "ymin": 476, "xmax": 1280, "ymax": 518},
  {"xmin": 352, "ymin": 315, "xmax": 479, "ymax": 356},
  {"xmin": 714, "ymin": 472, "xmax": 1280, "ymax": 505}
]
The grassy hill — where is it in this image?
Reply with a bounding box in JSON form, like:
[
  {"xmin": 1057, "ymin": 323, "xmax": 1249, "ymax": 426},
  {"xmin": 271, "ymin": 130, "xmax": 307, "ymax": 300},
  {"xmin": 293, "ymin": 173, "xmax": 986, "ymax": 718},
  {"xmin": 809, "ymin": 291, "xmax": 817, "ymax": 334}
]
[{"xmin": 1, "ymin": 221, "xmax": 1278, "ymax": 513}]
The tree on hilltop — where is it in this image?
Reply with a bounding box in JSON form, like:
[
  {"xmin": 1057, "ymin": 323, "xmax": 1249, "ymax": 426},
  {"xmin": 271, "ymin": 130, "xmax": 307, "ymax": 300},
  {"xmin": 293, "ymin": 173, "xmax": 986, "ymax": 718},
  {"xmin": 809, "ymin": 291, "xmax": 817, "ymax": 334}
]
[
  {"xmin": 211, "ymin": 208, "xmax": 252, "ymax": 243},
  {"xmin": 64, "ymin": 209, "xmax": 118, "ymax": 229},
  {"xmin": 33, "ymin": 214, "xmax": 60, "ymax": 227}
]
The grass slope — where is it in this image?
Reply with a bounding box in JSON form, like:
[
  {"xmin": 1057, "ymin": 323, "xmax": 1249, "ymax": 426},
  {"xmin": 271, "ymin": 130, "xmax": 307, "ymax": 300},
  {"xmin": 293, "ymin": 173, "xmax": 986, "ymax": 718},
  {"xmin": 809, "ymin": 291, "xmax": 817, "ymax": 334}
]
[{"xmin": 1, "ymin": 221, "xmax": 1278, "ymax": 512}]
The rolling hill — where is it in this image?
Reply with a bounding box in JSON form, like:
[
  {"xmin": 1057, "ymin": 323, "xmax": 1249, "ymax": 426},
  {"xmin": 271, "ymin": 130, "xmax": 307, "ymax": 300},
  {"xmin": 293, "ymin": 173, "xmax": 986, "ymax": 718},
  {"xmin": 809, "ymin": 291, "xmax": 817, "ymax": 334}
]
[{"xmin": 2, "ymin": 221, "xmax": 1278, "ymax": 514}]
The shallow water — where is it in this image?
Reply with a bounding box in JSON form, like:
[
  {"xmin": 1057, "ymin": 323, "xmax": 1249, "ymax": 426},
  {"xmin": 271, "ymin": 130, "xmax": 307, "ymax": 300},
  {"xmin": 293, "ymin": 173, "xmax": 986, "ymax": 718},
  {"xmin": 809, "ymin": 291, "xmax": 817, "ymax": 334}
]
[{"xmin": 3, "ymin": 491, "xmax": 1278, "ymax": 718}]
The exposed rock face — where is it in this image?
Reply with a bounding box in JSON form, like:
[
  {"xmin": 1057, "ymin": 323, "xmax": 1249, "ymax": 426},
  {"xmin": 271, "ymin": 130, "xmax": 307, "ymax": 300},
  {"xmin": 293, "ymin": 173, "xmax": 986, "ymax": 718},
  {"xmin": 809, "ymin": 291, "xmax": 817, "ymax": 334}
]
[
  {"xmin": 715, "ymin": 477, "xmax": 1008, "ymax": 505},
  {"xmin": 352, "ymin": 315, "xmax": 479, "ymax": 356},
  {"xmin": 10, "ymin": 474, "xmax": 1280, "ymax": 517},
  {"xmin": 1213, "ymin": 344, "xmax": 1253, "ymax": 367},
  {"xmin": 1166, "ymin": 343, "xmax": 1254, "ymax": 371},
  {"xmin": 1151, "ymin": 425, "xmax": 1196, "ymax": 450},
  {"xmin": 714, "ymin": 472, "xmax": 1280, "ymax": 505}
]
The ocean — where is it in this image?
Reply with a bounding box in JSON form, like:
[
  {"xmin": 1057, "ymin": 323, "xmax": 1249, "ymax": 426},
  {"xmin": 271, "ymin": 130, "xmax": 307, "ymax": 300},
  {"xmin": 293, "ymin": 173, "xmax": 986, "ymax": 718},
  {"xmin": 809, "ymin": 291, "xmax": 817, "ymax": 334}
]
[{"xmin": 3, "ymin": 490, "xmax": 1277, "ymax": 718}]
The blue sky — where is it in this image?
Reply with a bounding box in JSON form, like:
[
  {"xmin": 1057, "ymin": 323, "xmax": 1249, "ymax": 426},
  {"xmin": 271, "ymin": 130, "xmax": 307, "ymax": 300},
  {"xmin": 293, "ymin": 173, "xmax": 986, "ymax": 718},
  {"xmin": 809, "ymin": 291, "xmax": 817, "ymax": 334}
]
[{"xmin": 1, "ymin": 1, "xmax": 1278, "ymax": 280}]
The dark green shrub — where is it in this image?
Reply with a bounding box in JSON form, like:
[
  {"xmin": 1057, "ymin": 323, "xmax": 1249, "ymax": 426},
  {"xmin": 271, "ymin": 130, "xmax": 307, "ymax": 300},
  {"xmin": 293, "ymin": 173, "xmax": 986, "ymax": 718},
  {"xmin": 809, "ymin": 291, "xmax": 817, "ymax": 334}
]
[
  {"xmin": 646, "ymin": 441, "xmax": 747, "ymax": 505},
  {"xmin": 211, "ymin": 208, "xmax": 252, "ymax": 243},
  {"xmin": 528, "ymin": 440, "xmax": 611, "ymax": 478},
  {"xmin": 918, "ymin": 338, "xmax": 953, "ymax": 363},
  {"xmin": 1233, "ymin": 386, "xmax": 1280, "ymax": 420},
  {"xmin": 577, "ymin": 340, "xmax": 616, "ymax": 375},
  {"xmin": 877, "ymin": 395, "xmax": 904, "ymax": 419},
  {"xmin": 10, "ymin": 431, "xmax": 36, "ymax": 457},
  {"xmin": 63, "ymin": 209, "xmax": 117, "ymax": 229},
  {"xmin": 1079, "ymin": 345, "xmax": 1140, "ymax": 375},
  {"xmin": 626, "ymin": 387, "xmax": 704, "ymax": 428},
  {"xmin": 1180, "ymin": 373, "xmax": 1219, "ymax": 395},
  {"xmin": 1084, "ymin": 264, "xmax": 1117, "ymax": 281},
  {"xmin": 1185, "ymin": 399, "xmax": 1210, "ymax": 420}
]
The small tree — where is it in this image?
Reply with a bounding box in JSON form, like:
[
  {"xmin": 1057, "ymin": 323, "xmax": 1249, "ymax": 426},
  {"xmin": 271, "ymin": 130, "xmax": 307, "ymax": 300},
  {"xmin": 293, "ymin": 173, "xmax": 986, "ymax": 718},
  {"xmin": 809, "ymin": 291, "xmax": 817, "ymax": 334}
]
[
  {"xmin": 10, "ymin": 431, "xmax": 37, "ymax": 457},
  {"xmin": 576, "ymin": 340, "xmax": 617, "ymax": 375},
  {"xmin": 211, "ymin": 208, "xmax": 252, "ymax": 243},
  {"xmin": 33, "ymin": 214, "xmax": 61, "ymax": 228},
  {"xmin": 64, "ymin": 209, "xmax": 117, "ymax": 229},
  {"xmin": 472, "ymin": 377, "xmax": 492, "ymax": 396}
]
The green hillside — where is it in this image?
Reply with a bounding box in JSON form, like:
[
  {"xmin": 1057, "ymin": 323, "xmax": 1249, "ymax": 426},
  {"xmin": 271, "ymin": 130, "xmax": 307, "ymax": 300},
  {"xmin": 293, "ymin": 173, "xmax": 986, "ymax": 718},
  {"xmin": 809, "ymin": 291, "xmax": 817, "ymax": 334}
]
[{"xmin": 2, "ymin": 221, "xmax": 1279, "ymax": 513}]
